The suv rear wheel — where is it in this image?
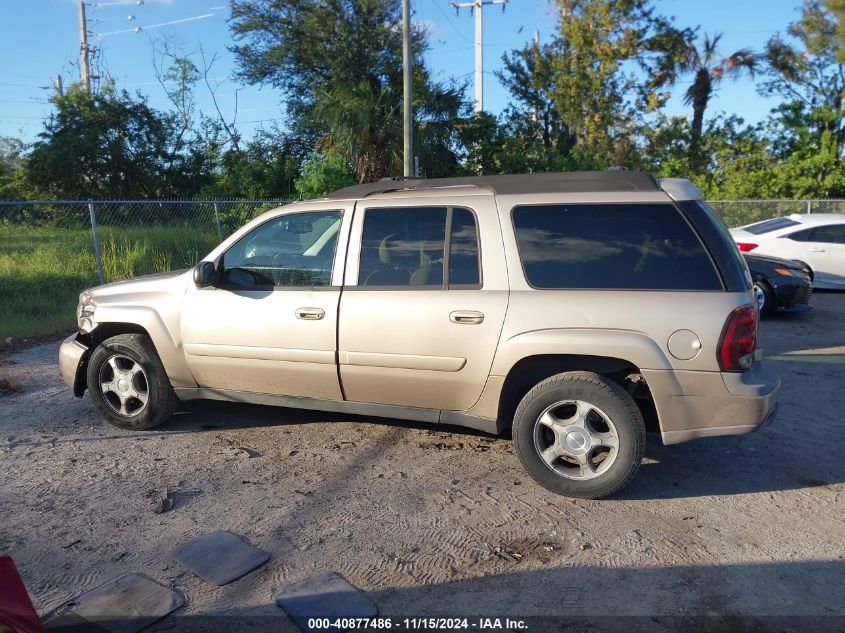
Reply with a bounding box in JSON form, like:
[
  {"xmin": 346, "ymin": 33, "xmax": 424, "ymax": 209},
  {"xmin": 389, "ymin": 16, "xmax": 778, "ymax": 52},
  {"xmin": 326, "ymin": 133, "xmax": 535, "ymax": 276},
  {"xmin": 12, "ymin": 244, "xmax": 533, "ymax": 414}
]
[
  {"xmin": 512, "ymin": 371, "xmax": 645, "ymax": 499},
  {"xmin": 87, "ymin": 333, "xmax": 178, "ymax": 431}
]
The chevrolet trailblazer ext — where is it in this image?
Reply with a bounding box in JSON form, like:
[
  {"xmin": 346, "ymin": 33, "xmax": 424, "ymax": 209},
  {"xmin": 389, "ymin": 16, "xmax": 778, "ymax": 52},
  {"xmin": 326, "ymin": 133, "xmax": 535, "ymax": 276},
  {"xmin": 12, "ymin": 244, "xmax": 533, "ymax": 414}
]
[{"xmin": 59, "ymin": 172, "xmax": 779, "ymax": 498}]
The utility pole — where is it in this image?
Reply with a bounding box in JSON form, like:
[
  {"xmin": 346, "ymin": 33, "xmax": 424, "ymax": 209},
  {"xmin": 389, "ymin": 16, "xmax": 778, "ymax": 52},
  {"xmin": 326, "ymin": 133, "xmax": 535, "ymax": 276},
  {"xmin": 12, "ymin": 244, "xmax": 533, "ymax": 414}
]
[
  {"xmin": 402, "ymin": 0, "xmax": 413, "ymax": 178},
  {"xmin": 78, "ymin": 0, "xmax": 92, "ymax": 92},
  {"xmin": 450, "ymin": 0, "xmax": 507, "ymax": 114},
  {"xmin": 54, "ymin": 75, "xmax": 64, "ymax": 97}
]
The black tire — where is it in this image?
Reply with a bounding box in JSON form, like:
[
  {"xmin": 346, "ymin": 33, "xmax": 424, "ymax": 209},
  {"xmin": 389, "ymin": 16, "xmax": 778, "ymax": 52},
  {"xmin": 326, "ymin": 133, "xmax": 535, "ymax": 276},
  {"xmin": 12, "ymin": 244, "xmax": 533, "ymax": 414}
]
[
  {"xmin": 86, "ymin": 333, "xmax": 178, "ymax": 431},
  {"xmin": 512, "ymin": 371, "xmax": 645, "ymax": 499},
  {"xmin": 753, "ymin": 280, "xmax": 775, "ymax": 316}
]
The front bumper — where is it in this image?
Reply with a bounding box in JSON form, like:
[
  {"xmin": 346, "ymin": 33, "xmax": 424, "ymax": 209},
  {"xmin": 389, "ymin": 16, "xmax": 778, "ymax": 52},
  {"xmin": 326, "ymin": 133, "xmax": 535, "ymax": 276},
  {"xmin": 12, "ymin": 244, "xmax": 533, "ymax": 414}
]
[
  {"xmin": 642, "ymin": 362, "xmax": 780, "ymax": 445},
  {"xmin": 773, "ymin": 277, "xmax": 812, "ymax": 310},
  {"xmin": 58, "ymin": 333, "xmax": 90, "ymax": 397}
]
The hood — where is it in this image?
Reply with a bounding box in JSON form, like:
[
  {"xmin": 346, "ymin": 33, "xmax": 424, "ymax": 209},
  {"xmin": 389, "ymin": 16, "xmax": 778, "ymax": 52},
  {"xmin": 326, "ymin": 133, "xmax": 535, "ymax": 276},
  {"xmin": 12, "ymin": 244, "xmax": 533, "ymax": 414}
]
[
  {"xmin": 743, "ymin": 253, "xmax": 805, "ymax": 270},
  {"xmin": 88, "ymin": 268, "xmax": 191, "ymax": 302}
]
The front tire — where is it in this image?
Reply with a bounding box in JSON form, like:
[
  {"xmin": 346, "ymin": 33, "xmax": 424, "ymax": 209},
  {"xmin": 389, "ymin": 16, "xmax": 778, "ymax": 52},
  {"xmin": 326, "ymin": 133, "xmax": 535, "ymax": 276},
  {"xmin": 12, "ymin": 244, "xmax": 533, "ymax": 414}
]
[
  {"xmin": 86, "ymin": 333, "xmax": 178, "ymax": 431},
  {"xmin": 753, "ymin": 280, "xmax": 775, "ymax": 316},
  {"xmin": 512, "ymin": 371, "xmax": 645, "ymax": 499}
]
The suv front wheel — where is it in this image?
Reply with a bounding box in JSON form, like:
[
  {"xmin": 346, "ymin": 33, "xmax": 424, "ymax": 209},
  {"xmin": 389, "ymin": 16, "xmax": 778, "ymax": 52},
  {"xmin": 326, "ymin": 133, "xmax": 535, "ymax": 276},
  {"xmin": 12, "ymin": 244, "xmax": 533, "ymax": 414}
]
[
  {"xmin": 87, "ymin": 333, "xmax": 178, "ymax": 431},
  {"xmin": 512, "ymin": 371, "xmax": 645, "ymax": 499}
]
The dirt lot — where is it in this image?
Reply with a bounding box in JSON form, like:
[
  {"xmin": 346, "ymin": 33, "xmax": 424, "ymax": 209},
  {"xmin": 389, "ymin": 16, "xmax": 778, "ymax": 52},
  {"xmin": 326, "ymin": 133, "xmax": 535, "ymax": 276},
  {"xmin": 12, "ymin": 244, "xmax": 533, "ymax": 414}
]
[{"xmin": 1, "ymin": 294, "xmax": 844, "ymax": 631}]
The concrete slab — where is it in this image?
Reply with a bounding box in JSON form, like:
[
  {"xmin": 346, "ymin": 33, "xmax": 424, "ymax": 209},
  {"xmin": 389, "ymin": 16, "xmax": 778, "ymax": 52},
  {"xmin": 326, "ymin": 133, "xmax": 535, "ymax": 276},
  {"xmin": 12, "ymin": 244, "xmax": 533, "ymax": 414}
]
[
  {"xmin": 276, "ymin": 572, "xmax": 378, "ymax": 633},
  {"xmin": 51, "ymin": 573, "xmax": 183, "ymax": 633},
  {"xmin": 171, "ymin": 530, "xmax": 270, "ymax": 586}
]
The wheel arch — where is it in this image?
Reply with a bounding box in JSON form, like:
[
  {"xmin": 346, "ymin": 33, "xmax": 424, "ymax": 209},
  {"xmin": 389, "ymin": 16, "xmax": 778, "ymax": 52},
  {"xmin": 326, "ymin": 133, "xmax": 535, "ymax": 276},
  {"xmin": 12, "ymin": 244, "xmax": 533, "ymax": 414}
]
[
  {"xmin": 81, "ymin": 312, "xmax": 196, "ymax": 389},
  {"xmin": 495, "ymin": 353, "xmax": 658, "ymax": 435}
]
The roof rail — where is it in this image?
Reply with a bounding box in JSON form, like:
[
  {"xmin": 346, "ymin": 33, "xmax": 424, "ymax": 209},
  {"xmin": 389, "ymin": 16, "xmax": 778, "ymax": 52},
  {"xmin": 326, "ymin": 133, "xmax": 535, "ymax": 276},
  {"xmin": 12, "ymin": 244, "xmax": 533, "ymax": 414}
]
[{"xmin": 326, "ymin": 171, "xmax": 660, "ymax": 199}]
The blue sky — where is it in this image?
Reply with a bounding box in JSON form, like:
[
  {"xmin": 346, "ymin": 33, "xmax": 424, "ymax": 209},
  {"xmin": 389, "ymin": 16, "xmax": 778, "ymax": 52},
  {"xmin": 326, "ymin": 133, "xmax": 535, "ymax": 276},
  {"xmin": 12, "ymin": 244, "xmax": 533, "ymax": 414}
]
[{"xmin": 0, "ymin": 0, "xmax": 804, "ymax": 144}]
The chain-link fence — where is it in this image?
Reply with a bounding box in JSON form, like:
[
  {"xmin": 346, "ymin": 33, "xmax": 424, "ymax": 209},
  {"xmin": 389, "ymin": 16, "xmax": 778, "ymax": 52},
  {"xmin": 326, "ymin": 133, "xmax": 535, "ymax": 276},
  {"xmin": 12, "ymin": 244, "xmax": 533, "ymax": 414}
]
[
  {"xmin": 0, "ymin": 199, "xmax": 292, "ymax": 341},
  {"xmin": 708, "ymin": 199, "xmax": 845, "ymax": 228},
  {"xmin": 1, "ymin": 197, "xmax": 843, "ymax": 341}
]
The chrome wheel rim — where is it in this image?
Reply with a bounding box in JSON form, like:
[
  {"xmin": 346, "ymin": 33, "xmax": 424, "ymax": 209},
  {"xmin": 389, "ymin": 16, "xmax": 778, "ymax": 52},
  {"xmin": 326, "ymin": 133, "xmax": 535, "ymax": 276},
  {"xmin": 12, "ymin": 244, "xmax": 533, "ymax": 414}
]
[
  {"xmin": 753, "ymin": 283, "xmax": 766, "ymax": 312},
  {"xmin": 99, "ymin": 354, "xmax": 149, "ymax": 417},
  {"xmin": 532, "ymin": 399, "xmax": 619, "ymax": 481}
]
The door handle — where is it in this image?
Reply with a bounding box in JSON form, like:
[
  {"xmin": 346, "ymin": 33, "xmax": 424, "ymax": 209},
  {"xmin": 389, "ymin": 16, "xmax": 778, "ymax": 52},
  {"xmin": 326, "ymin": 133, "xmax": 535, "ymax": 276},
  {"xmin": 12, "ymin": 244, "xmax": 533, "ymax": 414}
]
[
  {"xmin": 450, "ymin": 310, "xmax": 484, "ymax": 325},
  {"xmin": 296, "ymin": 307, "xmax": 325, "ymax": 320},
  {"xmin": 808, "ymin": 247, "xmax": 826, "ymax": 252}
]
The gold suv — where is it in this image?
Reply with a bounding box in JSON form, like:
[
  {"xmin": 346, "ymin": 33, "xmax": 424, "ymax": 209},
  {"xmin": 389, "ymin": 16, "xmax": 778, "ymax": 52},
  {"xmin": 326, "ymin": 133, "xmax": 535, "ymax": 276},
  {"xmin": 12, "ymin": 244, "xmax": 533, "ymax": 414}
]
[{"xmin": 59, "ymin": 172, "xmax": 779, "ymax": 498}]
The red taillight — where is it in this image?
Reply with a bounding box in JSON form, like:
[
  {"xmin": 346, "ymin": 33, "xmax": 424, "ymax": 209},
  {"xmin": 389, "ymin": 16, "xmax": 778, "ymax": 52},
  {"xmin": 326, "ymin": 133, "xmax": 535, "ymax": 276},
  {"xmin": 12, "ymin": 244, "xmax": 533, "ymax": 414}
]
[
  {"xmin": 736, "ymin": 242, "xmax": 758, "ymax": 252},
  {"xmin": 718, "ymin": 305, "xmax": 758, "ymax": 372}
]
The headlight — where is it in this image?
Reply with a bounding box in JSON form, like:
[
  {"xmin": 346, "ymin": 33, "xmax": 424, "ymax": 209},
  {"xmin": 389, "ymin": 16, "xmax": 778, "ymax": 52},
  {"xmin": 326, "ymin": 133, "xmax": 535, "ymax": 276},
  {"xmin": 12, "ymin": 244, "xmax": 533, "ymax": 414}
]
[{"xmin": 77, "ymin": 290, "xmax": 96, "ymax": 333}]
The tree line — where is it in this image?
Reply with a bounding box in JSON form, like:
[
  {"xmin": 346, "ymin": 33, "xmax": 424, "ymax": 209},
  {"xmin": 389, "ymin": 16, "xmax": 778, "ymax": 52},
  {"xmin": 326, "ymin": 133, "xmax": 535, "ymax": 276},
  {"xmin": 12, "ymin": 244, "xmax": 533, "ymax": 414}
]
[{"xmin": 1, "ymin": 0, "xmax": 844, "ymax": 202}]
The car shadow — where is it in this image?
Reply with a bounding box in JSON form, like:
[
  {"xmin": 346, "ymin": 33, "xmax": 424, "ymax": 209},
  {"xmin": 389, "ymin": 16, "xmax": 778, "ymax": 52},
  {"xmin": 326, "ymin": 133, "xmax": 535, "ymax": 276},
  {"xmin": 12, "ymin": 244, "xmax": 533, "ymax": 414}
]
[
  {"xmin": 618, "ymin": 431, "xmax": 842, "ymax": 500},
  {"xmin": 137, "ymin": 560, "xmax": 845, "ymax": 632},
  {"xmin": 167, "ymin": 400, "xmax": 841, "ymax": 500}
]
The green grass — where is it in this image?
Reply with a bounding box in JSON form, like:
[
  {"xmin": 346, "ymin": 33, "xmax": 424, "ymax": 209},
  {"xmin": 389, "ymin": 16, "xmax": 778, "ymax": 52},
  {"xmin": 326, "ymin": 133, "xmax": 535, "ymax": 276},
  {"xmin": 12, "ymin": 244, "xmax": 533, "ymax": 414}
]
[{"xmin": 0, "ymin": 225, "xmax": 217, "ymax": 341}]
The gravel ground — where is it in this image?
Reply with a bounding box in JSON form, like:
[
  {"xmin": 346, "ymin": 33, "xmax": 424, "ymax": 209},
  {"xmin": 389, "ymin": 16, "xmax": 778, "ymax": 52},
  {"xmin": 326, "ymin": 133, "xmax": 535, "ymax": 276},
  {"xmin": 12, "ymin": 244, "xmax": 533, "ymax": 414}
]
[{"xmin": 1, "ymin": 294, "xmax": 843, "ymax": 631}]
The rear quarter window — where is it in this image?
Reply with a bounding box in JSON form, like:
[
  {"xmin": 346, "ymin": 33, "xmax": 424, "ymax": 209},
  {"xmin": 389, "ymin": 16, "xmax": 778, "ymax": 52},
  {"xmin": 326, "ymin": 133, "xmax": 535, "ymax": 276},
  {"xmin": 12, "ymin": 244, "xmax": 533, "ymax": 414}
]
[{"xmin": 512, "ymin": 203, "xmax": 722, "ymax": 290}]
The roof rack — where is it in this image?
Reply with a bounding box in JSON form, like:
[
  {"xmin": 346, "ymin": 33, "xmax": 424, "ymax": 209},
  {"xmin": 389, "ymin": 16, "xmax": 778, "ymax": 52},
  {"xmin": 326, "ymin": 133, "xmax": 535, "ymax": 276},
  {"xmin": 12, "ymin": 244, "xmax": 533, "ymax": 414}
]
[{"xmin": 327, "ymin": 170, "xmax": 659, "ymax": 199}]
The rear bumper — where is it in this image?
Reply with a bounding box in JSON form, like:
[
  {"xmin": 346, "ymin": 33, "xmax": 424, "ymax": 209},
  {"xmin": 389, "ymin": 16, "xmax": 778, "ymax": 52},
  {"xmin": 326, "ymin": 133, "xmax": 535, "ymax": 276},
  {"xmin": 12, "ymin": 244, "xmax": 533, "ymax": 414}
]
[
  {"xmin": 642, "ymin": 363, "xmax": 780, "ymax": 445},
  {"xmin": 58, "ymin": 333, "xmax": 90, "ymax": 397}
]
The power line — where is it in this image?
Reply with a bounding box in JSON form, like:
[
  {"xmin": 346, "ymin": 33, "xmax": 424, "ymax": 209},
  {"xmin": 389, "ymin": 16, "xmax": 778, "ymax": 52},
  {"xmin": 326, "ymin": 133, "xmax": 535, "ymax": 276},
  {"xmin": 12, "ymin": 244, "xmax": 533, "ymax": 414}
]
[
  {"xmin": 432, "ymin": 1, "xmax": 474, "ymax": 43},
  {"xmin": 96, "ymin": 13, "xmax": 215, "ymax": 37},
  {"xmin": 0, "ymin": 82, "xmax": 46, "ymax": 89}
]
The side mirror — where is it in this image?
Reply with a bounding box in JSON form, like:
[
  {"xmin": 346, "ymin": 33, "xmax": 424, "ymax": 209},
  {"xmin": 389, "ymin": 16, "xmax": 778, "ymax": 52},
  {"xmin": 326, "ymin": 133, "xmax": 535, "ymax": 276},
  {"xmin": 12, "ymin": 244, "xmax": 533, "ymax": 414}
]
[{"xmin": 193, "ymin": 261, "xmax": 217, "ymax": 288}]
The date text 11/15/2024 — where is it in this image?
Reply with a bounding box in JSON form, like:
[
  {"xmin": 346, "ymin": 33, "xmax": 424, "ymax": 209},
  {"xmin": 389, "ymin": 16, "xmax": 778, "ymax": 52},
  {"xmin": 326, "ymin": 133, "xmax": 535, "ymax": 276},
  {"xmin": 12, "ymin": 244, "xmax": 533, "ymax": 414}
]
[{"xmin": 307, "ymin": 618, "xmax": 528, "ymax": 630}]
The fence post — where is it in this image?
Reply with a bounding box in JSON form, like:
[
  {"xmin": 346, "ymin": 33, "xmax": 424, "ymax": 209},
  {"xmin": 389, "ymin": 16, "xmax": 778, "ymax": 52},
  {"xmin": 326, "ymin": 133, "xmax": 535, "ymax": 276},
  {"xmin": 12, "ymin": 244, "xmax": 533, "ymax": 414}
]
[
  {"xmin": 88, "ymin": 200, "xmax": 106, "ymax": 285},
  {"xmin": 213, "ymin": 202, "xmax": 223, "ymax": 243},
  {"xmin": 806, "ymin": 201, "xmax": 812, "ymax": 215}
]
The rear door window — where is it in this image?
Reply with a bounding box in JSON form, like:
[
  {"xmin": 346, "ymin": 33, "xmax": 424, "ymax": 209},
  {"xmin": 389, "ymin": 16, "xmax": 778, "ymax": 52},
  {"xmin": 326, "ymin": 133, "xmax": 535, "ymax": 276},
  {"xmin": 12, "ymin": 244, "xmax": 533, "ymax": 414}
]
[
  {"xmin": 358, "ymin": 206, "xmax": 481, "ymax": 288},
  {"xmin": 512, "ymin": 203, "xmax": 722, "ymax": 290},
  {"xmin": 448, "ymin": 208, "xmax": 481, "ymax": 286},
  {"xmin": 811, "ymin": 225, "xmax": 845, "ymax": 244}
]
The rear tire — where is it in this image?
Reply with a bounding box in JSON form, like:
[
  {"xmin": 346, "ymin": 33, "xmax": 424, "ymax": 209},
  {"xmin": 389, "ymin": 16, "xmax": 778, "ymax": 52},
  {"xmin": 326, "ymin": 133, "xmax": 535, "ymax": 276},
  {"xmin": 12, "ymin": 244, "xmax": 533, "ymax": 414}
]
[
  {"xmin": 87, "ymin": 333, "xmax": 178, "ymax": 431},
  {"xmin": 512, "ymin": 371, "xmax": 645, "ymax": 499}
]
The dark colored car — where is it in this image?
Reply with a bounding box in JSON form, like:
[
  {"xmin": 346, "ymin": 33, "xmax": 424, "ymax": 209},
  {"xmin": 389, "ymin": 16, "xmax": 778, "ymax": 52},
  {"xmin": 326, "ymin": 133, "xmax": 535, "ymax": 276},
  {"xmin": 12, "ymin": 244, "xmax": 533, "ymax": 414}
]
[{"xmin": 744, "ymin": 253, "xmax": 812, "ymax": 316}]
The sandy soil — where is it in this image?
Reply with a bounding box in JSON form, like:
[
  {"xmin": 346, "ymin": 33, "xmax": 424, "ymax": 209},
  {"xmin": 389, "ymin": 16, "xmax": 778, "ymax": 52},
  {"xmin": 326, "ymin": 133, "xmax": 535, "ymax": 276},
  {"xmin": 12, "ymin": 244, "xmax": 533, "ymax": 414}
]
[{"xmin": 1, "ymin": 294, "xmax": 843, "ymax": 631}]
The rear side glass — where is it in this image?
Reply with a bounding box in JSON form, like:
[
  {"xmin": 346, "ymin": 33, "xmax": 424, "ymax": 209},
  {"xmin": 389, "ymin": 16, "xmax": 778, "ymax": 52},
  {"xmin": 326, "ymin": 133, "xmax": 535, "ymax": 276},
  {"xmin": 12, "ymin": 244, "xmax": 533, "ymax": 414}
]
[
  {"xmin": 744, "ymin": 217, "xmax": 800, "ymax": 235},
  {"xmin": 512, "ymin": 203, "xmax": 722, "ymax": 290},
  {"xmin": 681, "ymin": 200, "xmax": 749, "ymax": 291},
  {"xmin": 810, "ymin": 225, "xmax": 845, "ymax": 244},
  {"xmin": 449, "ymin": 208, "xmax": 480, "ymax": 286}
]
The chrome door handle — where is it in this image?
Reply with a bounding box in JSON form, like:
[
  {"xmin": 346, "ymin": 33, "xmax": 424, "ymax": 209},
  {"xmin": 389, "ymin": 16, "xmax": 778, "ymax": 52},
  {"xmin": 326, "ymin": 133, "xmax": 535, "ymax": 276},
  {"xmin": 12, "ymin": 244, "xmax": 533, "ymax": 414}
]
[
  {"xmin": 808, "ymin": 247, "xmax": 826, "ymax": 252},
  {"xmin": 296, "ymin": 307, "xmax": 325, "ymax": 320},
  {"xmin": 450, "ymin": 310, "xmax": 484, "ymax": 325}
]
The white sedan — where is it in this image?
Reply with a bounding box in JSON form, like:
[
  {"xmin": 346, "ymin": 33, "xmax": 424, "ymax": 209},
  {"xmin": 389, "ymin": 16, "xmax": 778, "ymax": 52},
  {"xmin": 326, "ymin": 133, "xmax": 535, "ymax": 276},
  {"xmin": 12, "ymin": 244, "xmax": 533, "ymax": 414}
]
[{"xmin": 730, "ymin": 214, "xmax": 845, "ymax": 289}]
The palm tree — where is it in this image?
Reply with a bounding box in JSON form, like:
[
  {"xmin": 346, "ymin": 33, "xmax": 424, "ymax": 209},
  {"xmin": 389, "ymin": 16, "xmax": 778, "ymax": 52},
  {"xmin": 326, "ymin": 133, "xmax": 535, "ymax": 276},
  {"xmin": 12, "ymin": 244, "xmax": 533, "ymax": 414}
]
[
  {"xmin": 678, "ymin": 34, "xmax": 756, "ymax": 161},
  {"xmin": 314, "ymin": 79, "xmax": 403, "ymax": 184}
]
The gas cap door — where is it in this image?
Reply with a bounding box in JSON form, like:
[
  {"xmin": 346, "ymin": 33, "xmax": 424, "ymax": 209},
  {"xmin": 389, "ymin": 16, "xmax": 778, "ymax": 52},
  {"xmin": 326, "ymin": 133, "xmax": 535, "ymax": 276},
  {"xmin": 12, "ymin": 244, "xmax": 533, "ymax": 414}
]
[{"xmin": 668, "ymin": 329, "xmax": 702, "ymax": 361}]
